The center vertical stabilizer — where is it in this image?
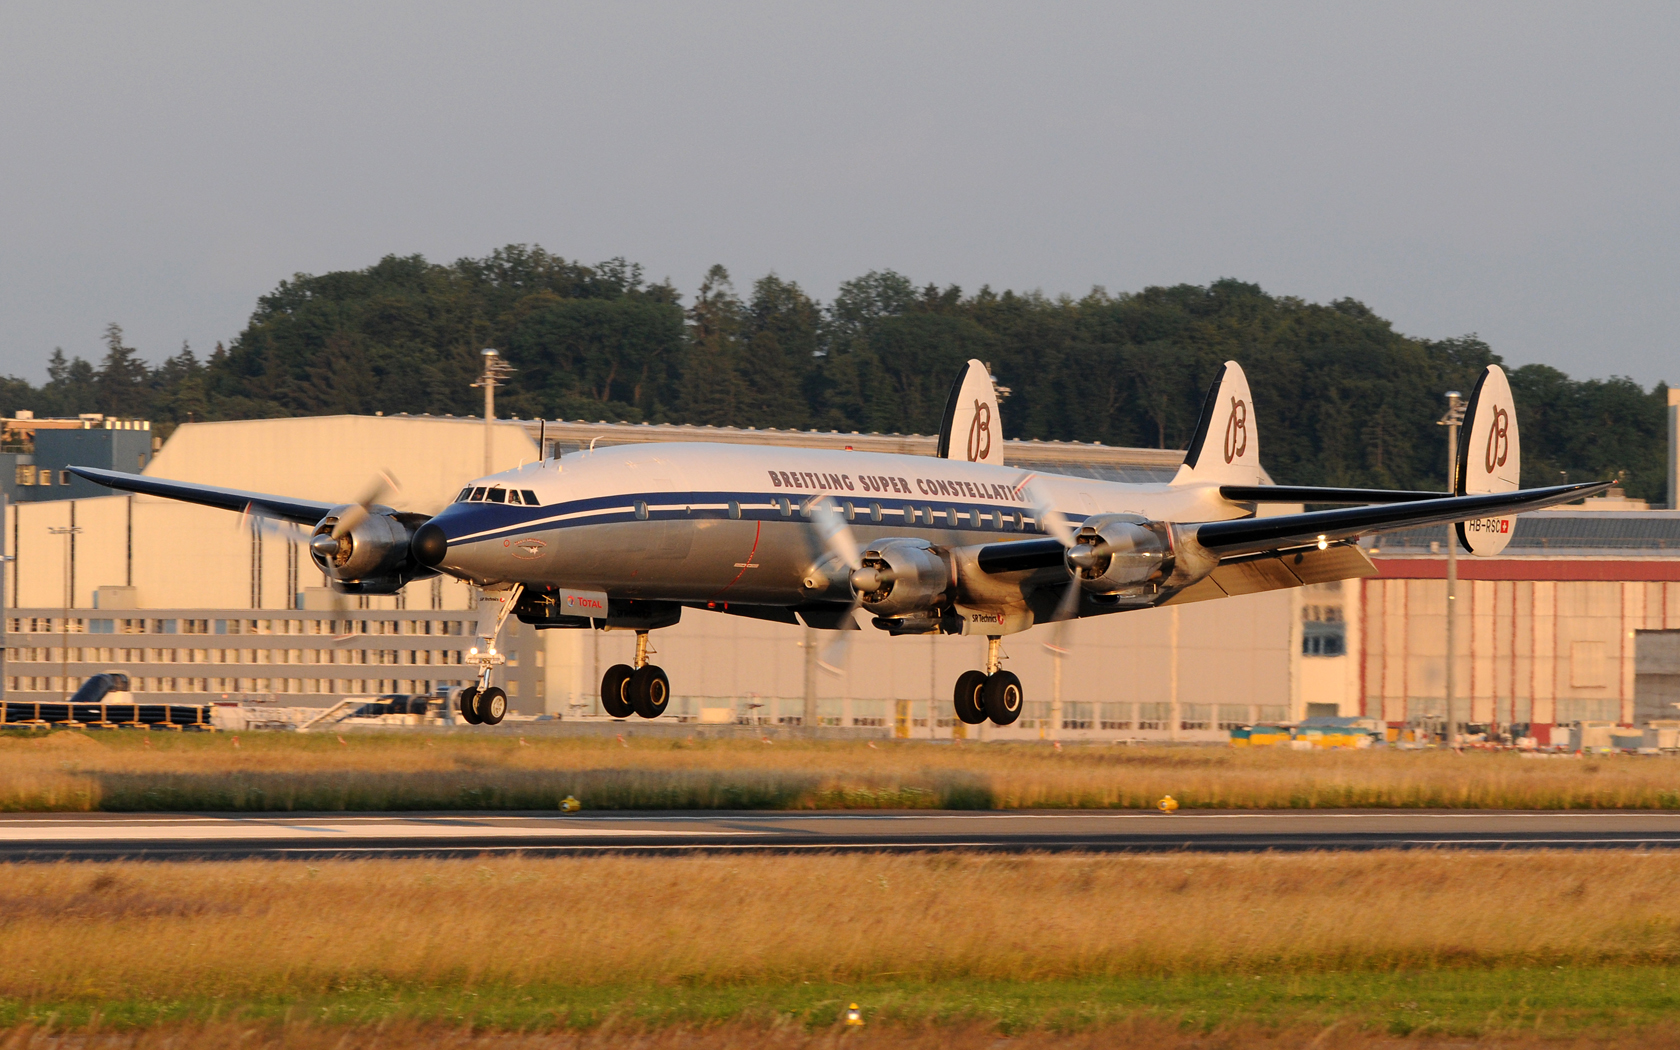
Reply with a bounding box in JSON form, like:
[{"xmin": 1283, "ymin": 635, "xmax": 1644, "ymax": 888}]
[
  {"xmin": 936, "ymin": 359, "xmax": 1004, "ymax": 466},
  {"xmin": 1171, "ymin": 360, "xmax": 1262, "ymax": 486}
]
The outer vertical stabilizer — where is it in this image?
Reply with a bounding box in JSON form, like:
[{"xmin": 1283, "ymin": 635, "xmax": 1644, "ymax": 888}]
[
  {"xmin": 936, "ymin": 359, "xmax": 1003, "ymax": 466},
  {"xmin": 1455, "ymin": 364, "xmax": 1521, "ymax": 556},
  {"xmin": 1171, "ymin": 360, "xmax": 1262, "ymax": 486}
]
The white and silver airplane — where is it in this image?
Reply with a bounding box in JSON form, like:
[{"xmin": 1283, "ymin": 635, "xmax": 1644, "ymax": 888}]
[{"xmin": 72, "ymin": 360, "xmax": 1604, "ymax": 727}]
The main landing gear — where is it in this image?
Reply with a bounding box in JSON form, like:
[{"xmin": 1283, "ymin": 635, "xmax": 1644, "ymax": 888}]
[
  {"xmin": 953, "ymin": 637, "xmax": 1023, "ymax": 727},
  {"xmin": 458, "ymin": 584, "xmax": 521, "ymax": 727},
  {"xmin": 601, "ymin": 630, "xmax": 671, "ymax": 720}
]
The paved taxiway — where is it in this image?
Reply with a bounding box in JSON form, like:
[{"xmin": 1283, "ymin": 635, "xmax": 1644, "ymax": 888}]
[{"xmin": 6, "ymin": 810, "xmax": 1680, "ymax": 860}]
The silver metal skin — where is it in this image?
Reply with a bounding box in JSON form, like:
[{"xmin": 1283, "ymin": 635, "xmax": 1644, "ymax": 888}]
[{"xmin": 427, "ymin": 442, "xmax": 1239, "ymax": 619}]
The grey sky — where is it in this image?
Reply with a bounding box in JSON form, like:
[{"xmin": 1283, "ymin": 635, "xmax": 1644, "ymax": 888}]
[{"xmin": 1, "ymin": 2, "xmax": 1675, "ymax": 387}]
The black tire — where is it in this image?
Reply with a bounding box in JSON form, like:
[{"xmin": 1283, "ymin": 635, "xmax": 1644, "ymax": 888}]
[
  {"xmin": 478, "ymin": 686, "xmax": 508, "ymax": 725},
  {"xmin": 630, "ymin": 665, "xmax": 670, "ymax": 719},
  {"xmin": 457, "ymin": 686, "xmax": 483, "ymax": 725},
  {"xmin": 953, "ymin": 670, "xmax": 987, "ymax": 725},
  {"xmin": 983, "ymin": 671, "xmax": 1024, "ymax": 725},
  {"xmin": 601, "ymin": 664, "xmax": 636, "ymax": 718}
]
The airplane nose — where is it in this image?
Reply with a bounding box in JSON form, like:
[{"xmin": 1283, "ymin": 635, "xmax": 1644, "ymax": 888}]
[{"xmin": 411, "ymin": 522, "xmax": 448, "ymax": 566}]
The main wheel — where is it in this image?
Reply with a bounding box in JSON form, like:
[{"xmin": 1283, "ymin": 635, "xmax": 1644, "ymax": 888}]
[
  {"xmin": 953, "ymin": 670, "xmax": 987, "ymax": 725},
  {"xmin": 982, "ymin": 671, "xmax": 1024, "ymax": 725},
  {"xmin": 478, "ymin": 686, "xmax": 508, "ymax": 725},
  {"xmin": 457, "ymin": 686, "xmax": 483, "ymax": 725},
  {"xmin": 630, "ymin": 665, "xmax": 670, "ymax": 719},
  {"xmin": 600, "ymin": 664, "xmax": 635, "ymax": 718}
]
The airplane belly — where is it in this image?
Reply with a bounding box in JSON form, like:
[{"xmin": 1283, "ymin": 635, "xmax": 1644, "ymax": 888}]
[{"xmin": 514, "ymin": 519, "xmax": 813, "ymax": 604}]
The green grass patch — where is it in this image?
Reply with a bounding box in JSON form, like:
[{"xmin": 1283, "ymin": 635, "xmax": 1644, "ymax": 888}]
[{"xmin": 4, "ymin": 967, "xmax": 1680, "ymax": 1037}]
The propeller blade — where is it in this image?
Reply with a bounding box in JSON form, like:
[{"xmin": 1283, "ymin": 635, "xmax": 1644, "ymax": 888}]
[
  {"xmin": 807, "ymin": 495, "xmax": 861, "ymax": 572},
  {"xmin": 238, "ymin": 502, "xmax": 303, "ymax": 541},
  {"xmin": 816, "ymin": 602, "xmax": 862, "ymax": 676},
  {"xmin": 1024, "ymin": 480, "xmax": 1075, "ymax": 549},
  {"xmin": 331, "ymin": 469, "xmax": 402, "ymax": 540}
]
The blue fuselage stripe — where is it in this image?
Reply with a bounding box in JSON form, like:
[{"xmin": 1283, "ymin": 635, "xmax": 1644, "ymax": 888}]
[{"xmin": 432, "ymin": 490, "xmax": 1081, "ymax": 546}]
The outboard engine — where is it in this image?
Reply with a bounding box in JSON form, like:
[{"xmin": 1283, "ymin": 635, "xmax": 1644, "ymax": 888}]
[
  {"xmin": 1067, "ymin": 515, "xmax": 1171, "ymax": 596},
  {"xmin": 309, "ymin": 505, "xmax": 434, "ymax": 595}
]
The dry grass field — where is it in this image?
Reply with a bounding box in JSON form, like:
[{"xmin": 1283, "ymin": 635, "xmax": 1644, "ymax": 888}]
[
  {"xmin": 5, "ymin": 851, "xmax": 1680, "ymax": 1040},
  {"xmin": 1, "ymin": 728, "xmax": 1678, "ymax": 812}
]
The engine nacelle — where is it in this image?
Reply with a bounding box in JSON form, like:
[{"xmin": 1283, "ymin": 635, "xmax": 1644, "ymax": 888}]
[
  {"xmin": 310, "ymin": 505, "xmax": 426, "ymax": 594},
  {"xmin": 1068, "ymin": 516, "xmax": 1170, "ymax": 595},
  {"xmin": 853, "ymin": 539, "xmax": 949, "ymax": 618}
]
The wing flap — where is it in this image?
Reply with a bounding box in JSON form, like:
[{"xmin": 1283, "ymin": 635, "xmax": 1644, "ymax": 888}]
[{"xmin": 68, "ymin": 466, "xmax": 336, "ymax": 527}]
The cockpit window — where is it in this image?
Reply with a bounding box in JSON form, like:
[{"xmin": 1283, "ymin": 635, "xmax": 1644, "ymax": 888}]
[
  {"xmin": 455, "ymin": 487, "xmax": 471, "ymax": 503},
  {"xmin": 468, "ymin": 487, "xmax": 486, "ymax": 501},
  {"xmin": 485, "ymin": 487, "xmax": 507, "ymax": 504},
  {"xmin": 521, "ymin": 489, "xmax": 540, "ymax": 506},
  {"xmin": 504, "ymin": 490, "xmax": 523, "ymax": 505}
]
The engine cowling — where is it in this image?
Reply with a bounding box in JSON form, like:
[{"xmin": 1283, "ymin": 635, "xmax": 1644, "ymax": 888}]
[
  {"xmin": 309, "ymin": 505, "xmax": 427, "ymax": 594},
  {"xmin": 852, "ymin": 539, "xmax": 949, "ymax": 618},
  {"xmin": 1068, "ymin": 516, "xmax": 1170, "ymax": 595}
]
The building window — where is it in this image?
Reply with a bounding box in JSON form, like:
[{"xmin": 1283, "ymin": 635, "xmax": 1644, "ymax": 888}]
[{"xmin": 59, "ymin": 471, "xmax": 70, "ymax": 485}]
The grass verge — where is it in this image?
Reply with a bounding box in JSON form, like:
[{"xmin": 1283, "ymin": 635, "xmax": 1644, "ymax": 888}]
[
  {"xmin": 4, "ymin": 728, "xmax": 1679, "ymax": 812},
  {"xmin": 5, "ymin": 852, "xmax": 1680, "ymax": 1040}
]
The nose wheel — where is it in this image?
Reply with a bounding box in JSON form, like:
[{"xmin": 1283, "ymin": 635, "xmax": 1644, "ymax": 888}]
[
  {"xmin": 951, "ymin": 638, "xmax": 1024, "ymax": 727},
  {"xmin": 600, "ymin": 630, "xmax": 670, "ymax": 719}
]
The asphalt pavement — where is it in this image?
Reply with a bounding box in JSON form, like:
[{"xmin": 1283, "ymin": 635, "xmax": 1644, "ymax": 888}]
[{"xmin": 5, "ymin": 810, "xmax": 1680, "ymax": 860}]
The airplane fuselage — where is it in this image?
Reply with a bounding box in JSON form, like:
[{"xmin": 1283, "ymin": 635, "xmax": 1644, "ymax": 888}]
[{"xmin": 427, "ymin": 442, "xmax": 1248, "ymax": 611}]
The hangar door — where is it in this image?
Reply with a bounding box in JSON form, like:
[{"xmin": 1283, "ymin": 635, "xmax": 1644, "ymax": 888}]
[{"xmin": 1636, "ymin": 630, "xmax": 1680, "ymax": 725}]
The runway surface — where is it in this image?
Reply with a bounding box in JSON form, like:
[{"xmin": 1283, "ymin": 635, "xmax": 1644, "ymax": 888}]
[{"xmin": 7, "ymin": 810, "xmax": 1680, "ymax": 860}]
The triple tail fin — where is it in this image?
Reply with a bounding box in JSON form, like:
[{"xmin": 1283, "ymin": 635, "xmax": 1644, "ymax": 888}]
[
  {"xmin": 936, "ymin": 359, "xmax": 1003, "ymax": 466},
  {"xmin": 1171, "ymin": 360, "xmax": 1262, "ymax": 486},
  {"xmin": 1454, "ymin": 364, "xmax": 1522, "ymax": 556}
]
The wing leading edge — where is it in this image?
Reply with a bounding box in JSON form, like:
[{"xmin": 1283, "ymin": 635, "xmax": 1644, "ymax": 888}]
[{"xmin": 68, "ymin": 465, "xmax": 337, "ymax": 526}]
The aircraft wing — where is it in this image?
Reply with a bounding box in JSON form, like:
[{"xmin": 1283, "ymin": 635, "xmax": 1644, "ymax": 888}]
[
  {"xmin": 68, "ymin": 465, "xmax": 336, "ymax": 527},
  {"xmin": 1190, "ymin": 481, "xmax": 1609, "ymax": 558},
  {"xmin": 976, "ymin": 480, "xmax": 1610, "ymax": 576},
  {"xmin": 1219, "ymin": 485, "xmax": 1445, "ymax": 504}
]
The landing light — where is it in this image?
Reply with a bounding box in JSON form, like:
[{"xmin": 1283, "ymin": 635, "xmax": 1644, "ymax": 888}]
[{"xmin": 1316, "ymin": 535, "xmax": 1328, "ymax": 550}]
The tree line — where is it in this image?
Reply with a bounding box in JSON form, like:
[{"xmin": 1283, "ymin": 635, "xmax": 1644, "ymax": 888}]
[{"xmin": 4, "ymin": 244, "xmax": 1670, "ymax": 501}]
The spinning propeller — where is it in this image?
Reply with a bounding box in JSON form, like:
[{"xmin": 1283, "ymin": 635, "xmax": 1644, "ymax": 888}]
[{"xmin": 309, "ymin": 470, "xmax": 401, "ymax": 559}]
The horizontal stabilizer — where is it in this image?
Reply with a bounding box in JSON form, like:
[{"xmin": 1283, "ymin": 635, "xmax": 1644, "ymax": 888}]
[
  {"xmin": 69, "ymin": 466, "xmax": 336, "ymax": 526},
  {"xmin": 1220, "ymin": 485, "xmax": 1446, "ymax": 505},
  {"xmin": 1191, "ymin": 481, "xmax": 1608, "ymax": 558}
]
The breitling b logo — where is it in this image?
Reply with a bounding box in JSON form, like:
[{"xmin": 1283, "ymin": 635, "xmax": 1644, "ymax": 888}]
[
  {"xmin": 1484, "ymin": 406, "xmax": 1510, "ymax": 473},
  {"xmin": 1223, "ymin": 397, "xmax": 1248, "ymax": 464},
  {"xmin": 966, "ymin": 400, "xmax": 992, "ymax": 462}
]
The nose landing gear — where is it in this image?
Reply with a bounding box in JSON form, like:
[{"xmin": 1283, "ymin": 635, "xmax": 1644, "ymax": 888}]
[
  {"xmin": 952, "ymin": 637, "xmax": 1023, "ymax": 727},
  {"xmin": 458, "ymin": 584, "xmax": 522, "ymax": 727},
  {"xmin": 601, "ymin": 630, "xmax": 670, "ymax": 720}
]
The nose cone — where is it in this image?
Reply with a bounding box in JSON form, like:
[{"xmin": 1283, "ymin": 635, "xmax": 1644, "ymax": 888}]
[{"xmin": 411, "ymin": 522, "xmax": 449, "ymax": 567}]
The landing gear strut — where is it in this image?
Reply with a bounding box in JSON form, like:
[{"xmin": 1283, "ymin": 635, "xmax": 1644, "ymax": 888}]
[
  {"xmin": 458, "ymin": 584, "xmax": 521, "ymax": 727},
  {"xmin": 952, "ymin": 637, "xmax": 1023, "ymax": 727},
  {"xmin": 601, "ymin": 629, "xmax": 671, "ymax": 720}
]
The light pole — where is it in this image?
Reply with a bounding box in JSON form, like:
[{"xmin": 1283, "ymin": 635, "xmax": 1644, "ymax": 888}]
[
  {"xmin": 1436, "ymin": 391, "xmax": 1466, "ymax": 749},
  {"xmin": 47, "ymin": 525, "xmax": 82, "ymax": 703},
  {"xmin": 471, "ymin": 348, "xmax": 515, "ymax": 476}
]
